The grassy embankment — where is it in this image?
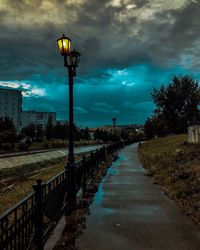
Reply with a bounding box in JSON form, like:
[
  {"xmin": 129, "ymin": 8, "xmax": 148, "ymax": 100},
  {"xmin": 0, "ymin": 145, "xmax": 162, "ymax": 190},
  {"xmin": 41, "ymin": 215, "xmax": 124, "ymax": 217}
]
[
  {"xmin": 138, "ymin": 134, "xmax": 200, "ymax": 227},
  {"xmin": 0, "ymin": 154, "xmax": 85, "ymax": 214}
]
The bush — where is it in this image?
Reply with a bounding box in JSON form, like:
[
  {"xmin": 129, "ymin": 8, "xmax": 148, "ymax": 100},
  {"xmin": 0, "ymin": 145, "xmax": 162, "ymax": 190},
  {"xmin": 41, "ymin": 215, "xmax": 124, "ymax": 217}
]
[
  {"xmin": 44, "ymin": 140, "xmax": 53, "ymax": 149},
  {"xmin": 0, "ymin": 138, "xmax": 3, "ymax": 149},
  {"xmin": 3, "ymin": 143, "xmax": 13, "ymax": 152},
  {"xmin": 18, "ymin": 143, "xmax": 29, "ymax": 151},
  {"xmin": 109, "ymin": 133, "xmax": 121, "ymax": 142},
  {"xmin": 26, "ymin": 138, "xmax": 32, "ymax": 146}
]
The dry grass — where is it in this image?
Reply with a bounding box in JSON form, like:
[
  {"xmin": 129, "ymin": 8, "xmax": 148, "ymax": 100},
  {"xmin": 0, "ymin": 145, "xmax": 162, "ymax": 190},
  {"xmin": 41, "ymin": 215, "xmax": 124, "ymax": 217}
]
[
  {"xmin": 0, "ymin": 154, "xmax": 84, "ymax": 214},
  {"xmin": 138, "ymin": 134, "xmax": 200, "ymax": 227}
]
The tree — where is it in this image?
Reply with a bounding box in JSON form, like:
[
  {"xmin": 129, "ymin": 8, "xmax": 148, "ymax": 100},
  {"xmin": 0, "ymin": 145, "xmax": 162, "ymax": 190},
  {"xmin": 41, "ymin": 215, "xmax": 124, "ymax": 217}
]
[
  {"xmin": 46, "ymin": 115, "xmax": 54, "ymax": 140},
  {"xmin": 73, "ymin": 124, "xmax": 81, "ymax": 141},
  {"xmin": 62, "ymin": 124, "xmax": 69, "ymax": 141},
  {"xmin": 151, "ymin": 75, "xmax": 200, "ymax": 134},
  {"xmin": 36, "ymin": 125, "xmax": 44, "ymax": 141},
  {"xmin": 53, "ymin": 122, "xmax": 69, "ymax": 141},
  {"xmin": 94, "ymin": 129, "xmax": 100, "ymax": 141},
  {"xmin": 21, "ymin": 123, "xmax": 35, "ymax": 139},
  {"xmin": 0, "ymin": 116, "xmax": 15, "ymax": 132},
  {"xmin": 120, "ymin": 130, "xmax": 129, "ymax": 140},
  {"xmin": 54, "ymin": 122, "xmax": 63, "ymax": 139},
  {"xmin": 144, "ymin": 115, "xmax": 169, "ymax": 139},
  {"xmin": 0, "ymin": 116, "xmax": 16, "ymax": 143},
  {"xmin": 81, "ymin": 127, "xmax": 90, "ymax": 140},
  {"xmin": 94, "ymin": 129, "xmax": 109, "ymax": 142},
  {"xmin": 144, "ymin": 118, "xmax": 154, "ymax": 139},
  {"xmin": 109, "ymin": 132, "xmax": 121, "ymax": 142}
]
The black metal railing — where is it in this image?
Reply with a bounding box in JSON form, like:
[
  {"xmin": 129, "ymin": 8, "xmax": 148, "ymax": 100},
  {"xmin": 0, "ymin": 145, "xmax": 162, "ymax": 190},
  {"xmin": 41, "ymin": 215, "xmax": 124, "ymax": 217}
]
[
  {"xmin": 0, "ymin": 192, "xmax": 36, "ymax": 250},
  {"xmin": 0, "ymin": 141, "xmax": 124, "ymax": 250}
]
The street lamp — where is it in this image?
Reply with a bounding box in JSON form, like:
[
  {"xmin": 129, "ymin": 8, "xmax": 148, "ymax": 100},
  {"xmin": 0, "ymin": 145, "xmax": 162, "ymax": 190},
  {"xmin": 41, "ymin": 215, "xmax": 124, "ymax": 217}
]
[{"xmin": 57, "ymin": 34, "xmax": 81, "ymax": 211}]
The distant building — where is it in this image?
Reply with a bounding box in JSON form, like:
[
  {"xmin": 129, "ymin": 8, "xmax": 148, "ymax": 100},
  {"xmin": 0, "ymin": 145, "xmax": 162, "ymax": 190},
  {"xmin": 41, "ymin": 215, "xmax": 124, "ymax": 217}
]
[
  {"xmin": 89, "ymin": 131, "xmax": 94, "ymax": 140},
  {"xmin": 92, "ymin": 124, "xmax": 144, "ymax": 132},
  {"xmin": 0, "ymin": 88, "xmax": 22, "ymax": 132},
  {"xmin": 21, "ymin": 111, "xmax": 56, "ymax": 130}
]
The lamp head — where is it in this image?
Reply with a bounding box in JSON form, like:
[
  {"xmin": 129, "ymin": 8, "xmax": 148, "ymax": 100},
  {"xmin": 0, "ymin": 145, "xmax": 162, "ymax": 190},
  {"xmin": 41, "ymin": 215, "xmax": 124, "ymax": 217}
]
[
  {"xmin": 69, "ymin": 49, "xmax": 81, "ymax": 67},
  {"xmin": 57, "ymin": 34, "xmax": 71, "ymax": 56}
]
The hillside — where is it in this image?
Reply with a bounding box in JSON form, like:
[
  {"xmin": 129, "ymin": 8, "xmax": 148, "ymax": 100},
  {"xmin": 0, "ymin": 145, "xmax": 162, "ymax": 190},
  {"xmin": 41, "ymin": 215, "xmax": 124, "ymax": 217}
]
[{"xmin": 138, "ymin": 134, "xmax": 200, "ymax": 227}]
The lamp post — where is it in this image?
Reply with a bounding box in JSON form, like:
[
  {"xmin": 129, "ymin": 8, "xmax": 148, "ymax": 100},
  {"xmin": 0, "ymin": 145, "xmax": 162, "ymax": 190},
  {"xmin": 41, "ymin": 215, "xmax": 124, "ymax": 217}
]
[
  {"xmin": 57, "ymin": 34, "xmax": 81, "ymax": 211},
  {"xmin": 112, "ymin": 117, "xmax": 116, "ymax": 134},
  {"xmin": 35, "ymin": 126, "xmax": 37, "ymax": 142}
]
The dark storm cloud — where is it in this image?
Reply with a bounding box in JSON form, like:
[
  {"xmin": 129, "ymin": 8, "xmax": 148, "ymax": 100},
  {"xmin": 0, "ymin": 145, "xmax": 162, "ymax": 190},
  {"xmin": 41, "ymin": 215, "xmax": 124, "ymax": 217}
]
[
  {"xmin": 134, "ymin": 0, "xmax": 149, "ymax": 7},
  {"xmin": 0, "ymin": 0, "xmax": 200, "ymax": 125},
  {"xmin": 146, "ymin": 2, "xmax": 200, "ymax": 68},
  {"xmin": 0, "ymin": 0, "xmax": 198, "ymax": 78}
]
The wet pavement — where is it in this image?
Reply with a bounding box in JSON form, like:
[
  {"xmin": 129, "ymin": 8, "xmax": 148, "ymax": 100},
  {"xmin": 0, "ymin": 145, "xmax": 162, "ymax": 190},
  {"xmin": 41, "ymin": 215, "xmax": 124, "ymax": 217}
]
[{"xmin": 76, "ymin": 143, "xmax": 200, "ymax": 250}]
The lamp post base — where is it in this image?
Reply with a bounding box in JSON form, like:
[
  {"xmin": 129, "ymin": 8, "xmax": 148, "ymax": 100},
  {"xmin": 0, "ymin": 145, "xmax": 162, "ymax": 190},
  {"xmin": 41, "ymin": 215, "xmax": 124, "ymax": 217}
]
[{"xmin": 67, "ymin": 153, "xmax": 76, "ymax": 213}]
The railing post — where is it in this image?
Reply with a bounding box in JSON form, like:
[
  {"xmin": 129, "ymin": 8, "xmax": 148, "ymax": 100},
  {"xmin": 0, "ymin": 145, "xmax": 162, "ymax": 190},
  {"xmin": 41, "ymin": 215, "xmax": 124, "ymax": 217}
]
[
  {"xmin": 82, "ymin": 154, "xmax": 87, "ymax": 197},
  {"xmin": 33, "ymin": 179, "xmax": 44, "ymax": 250},
  {"xmin": 103, "ymin": 146, "xmax": 107, "ymax": 160},
  {"xmin": 96, "ymin": 149, "xmax": 99, "ymax": 165},
  {"xmin": 90, "ymin": 151, "xmax": 94, "ymax": 177},
  {"xmin": 95, "ymin": 149, "xmax": 100, "ymax": 175}
]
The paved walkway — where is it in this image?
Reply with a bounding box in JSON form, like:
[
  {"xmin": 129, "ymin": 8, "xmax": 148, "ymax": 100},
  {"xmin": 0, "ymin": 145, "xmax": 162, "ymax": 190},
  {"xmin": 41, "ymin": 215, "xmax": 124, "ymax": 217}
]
[{"xmin": 76, "ymin": 143, "xmax": 200, "ymax": 250}]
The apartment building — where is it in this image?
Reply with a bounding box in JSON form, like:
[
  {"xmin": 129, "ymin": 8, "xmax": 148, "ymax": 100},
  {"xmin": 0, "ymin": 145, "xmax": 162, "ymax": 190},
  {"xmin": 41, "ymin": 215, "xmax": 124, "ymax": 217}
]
[
  {"xmin": 21, "ymin": 111, "xmax": 57, "ymax": 130},
  {"xmin": 0, "ymin": 88, "xmax": 22, "ymax": 132}
]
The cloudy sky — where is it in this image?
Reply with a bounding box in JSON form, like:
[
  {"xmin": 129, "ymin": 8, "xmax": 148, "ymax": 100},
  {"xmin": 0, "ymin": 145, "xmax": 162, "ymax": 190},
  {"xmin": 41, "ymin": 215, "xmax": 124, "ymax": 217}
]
[{"xmin": 0, "ymin": 0, "xmax": 200, "ymax": 127}]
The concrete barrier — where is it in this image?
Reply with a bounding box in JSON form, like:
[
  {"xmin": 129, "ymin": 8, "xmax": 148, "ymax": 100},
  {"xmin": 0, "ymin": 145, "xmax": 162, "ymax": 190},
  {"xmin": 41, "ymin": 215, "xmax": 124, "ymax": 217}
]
[{"xmin": 188, "ymin": 126, "xmax": 200, "ymax": 144}]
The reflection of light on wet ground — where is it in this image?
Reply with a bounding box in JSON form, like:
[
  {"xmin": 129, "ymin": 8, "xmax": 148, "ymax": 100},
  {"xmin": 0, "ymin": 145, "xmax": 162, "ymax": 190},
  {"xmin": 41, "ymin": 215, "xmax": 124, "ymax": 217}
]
[
  {"xmin": 95, "ymin": 181, "xmax": 104, "ymax": 205},
  {"xmin": 87, "ymin": 150, "xmax": 147, "ymax": 218},
  {"xmin": 107, "ymin": 167, "xmax": 118, "ymax": 175},
  {"xmin": 115, "ymin": 155, "xmax": 126, "ymax": 163},
  {"xmin": 90, "ymin": 154, "xmax": 126, "ymax": 210},
  {"xmin": 107, "ymin": 154, "xmax": 125, "ymax": 176},
  {"xmin": 91, "ymin": 181, "xmax": 114, "ymax": 216}
]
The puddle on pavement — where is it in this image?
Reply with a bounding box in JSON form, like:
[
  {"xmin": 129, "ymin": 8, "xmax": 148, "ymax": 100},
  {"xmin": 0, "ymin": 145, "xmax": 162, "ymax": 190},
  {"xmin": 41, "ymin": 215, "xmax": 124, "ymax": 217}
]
[
  {"xmin": 85, "ymin": 153, "xmax": 126, "ymax": 211},
  {"xmin": 95, "ymin": 181, "xmax": 104, "ymax": 205},
  {"xmin": 85, "ymin": 153, "xmax": 126, "ymax": 214}
]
